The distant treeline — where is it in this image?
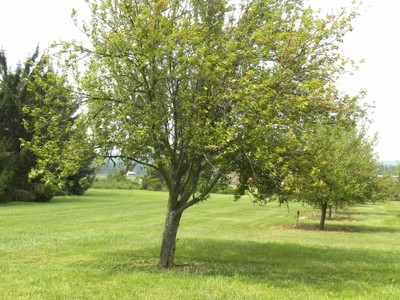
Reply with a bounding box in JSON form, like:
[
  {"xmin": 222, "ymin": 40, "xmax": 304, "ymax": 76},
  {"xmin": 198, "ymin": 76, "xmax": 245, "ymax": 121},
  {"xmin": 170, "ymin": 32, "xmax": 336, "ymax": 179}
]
[
  {"xmin": 98, "ymin": 160, "xmax": 399, "ymax": 177},
  {"xmin": 378, "ymin": 163, "xmax": 399, "ymax": 175},
  {"xmin": 97, "ymin": 159, "xmax": 146, "ymax": 176}
]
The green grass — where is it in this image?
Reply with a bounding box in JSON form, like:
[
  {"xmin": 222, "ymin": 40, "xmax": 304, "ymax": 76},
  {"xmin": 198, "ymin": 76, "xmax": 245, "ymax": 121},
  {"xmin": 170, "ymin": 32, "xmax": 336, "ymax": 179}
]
[{"xmin": 1, "ymin": 189, "xmax": 399, "ymax": 299}]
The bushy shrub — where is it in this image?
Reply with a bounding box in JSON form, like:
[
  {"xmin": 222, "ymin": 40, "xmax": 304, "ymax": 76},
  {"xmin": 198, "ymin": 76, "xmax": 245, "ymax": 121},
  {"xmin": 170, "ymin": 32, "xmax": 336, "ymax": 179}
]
[
  {"xmin": 4, "ymin": 183, "xmax": 55, "ymax": 202},
  {"xmin": 64, "ymin": 160, "xmax": 96, "ymax": 195},
  {"xmin": 8, "ymin": 189, "xmax": 36, "ymax": 202},
  {"xmin": 0, "ymin": 169, "xmax": 12, "ymax": 202},
  {"xmin": 31, "ymin": 184, "xmax": 55, "ymax": 202}
]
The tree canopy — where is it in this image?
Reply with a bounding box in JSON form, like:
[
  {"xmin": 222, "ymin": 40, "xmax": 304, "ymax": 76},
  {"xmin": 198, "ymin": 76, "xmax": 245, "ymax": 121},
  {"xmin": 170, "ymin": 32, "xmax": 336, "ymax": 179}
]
[
  {"xmin": 0, "ymin": 49, "xmax": 54, "ymax": 202},
  {"xmin": 0, "ymin": 49, "xmax": 95, "ymax": 202},
  {"xmin": 30, "ymin": 0, "xmax": 368, "ymax": 267},
  {"xmin": 277, "ymin": 124, "xmax": 385, "ymax": 230},
  {"xmin": 24, "ymin": 52, "xmax": 96, "ymax": 196}
]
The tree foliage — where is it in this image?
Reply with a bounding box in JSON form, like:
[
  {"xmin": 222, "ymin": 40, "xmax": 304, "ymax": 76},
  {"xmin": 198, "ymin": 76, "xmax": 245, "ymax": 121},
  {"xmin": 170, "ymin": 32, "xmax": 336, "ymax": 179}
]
[
  {"xmin": 141, "ymin": 168, "xmax": 167, "ymax": 191},
  {"xmin": 272, "ymin": 124, "xmax": 386, "ymax": 230},
  {"xmin": 34, "ymin": 0, "xmax": 366, "ymax": 267},
  {"xmin": 0, "ymin": 49, "xmax": 95, "ymax": 202},
  {"xmin": 0, "ymin": 49, "xmax": 52, "ymax": 202}
]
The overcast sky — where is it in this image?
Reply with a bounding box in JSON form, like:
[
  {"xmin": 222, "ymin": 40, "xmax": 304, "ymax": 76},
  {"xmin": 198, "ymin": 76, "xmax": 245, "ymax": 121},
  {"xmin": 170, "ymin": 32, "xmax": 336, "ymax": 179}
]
[
  {"xmin": 308, "ymin": 0, "xmax": 400, "ymax": 162},
  {"xmin": 0, "ymin": 0, "xmax": 398, "ymax": 161}
]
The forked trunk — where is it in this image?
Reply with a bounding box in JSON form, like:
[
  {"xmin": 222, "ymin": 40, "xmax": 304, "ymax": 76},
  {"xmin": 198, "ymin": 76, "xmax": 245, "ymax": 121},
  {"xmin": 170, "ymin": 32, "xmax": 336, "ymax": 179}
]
[
  {"xmin": 158, "ymin": 208, "xmax": 182, "ymax": 268},
  {"xmin": 319, "ymin": 202, "xmax": 328, "ymax": 230},
  {"xmin": 157, "ymin": 167, "xmax": 220, "ymax": 268}
]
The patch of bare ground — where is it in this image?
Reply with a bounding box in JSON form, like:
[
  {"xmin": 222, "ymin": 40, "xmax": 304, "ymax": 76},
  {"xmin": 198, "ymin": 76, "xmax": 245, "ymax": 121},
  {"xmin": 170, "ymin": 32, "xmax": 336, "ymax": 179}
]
[
  {"xmin": 168, "ymin": 263, "xmax": 207, "ymax": 272},
  {"xmin": 300, "ymin": 213, "xmax": 357, "ymax": 222},
  {"xmin": 302, "ymin": 215, "xmax": 357, "ymax": 222},
  {"xmin": 171, "ymin": 263, "xmax": 194, "ymax": 269},
  {"xmin": 279, "ymin": 224, "xmax": 359, "ymax": 232}
]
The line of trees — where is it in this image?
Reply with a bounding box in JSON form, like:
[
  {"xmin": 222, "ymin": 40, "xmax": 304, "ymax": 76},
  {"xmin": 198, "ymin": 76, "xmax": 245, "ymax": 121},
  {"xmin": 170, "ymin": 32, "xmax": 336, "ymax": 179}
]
[
  {"xmin": 244, "ymin": 124, "xmax": 390, "ymax": 230},
  {"xmin": 3, "ymin": 0, "xmax": 393, "ymax": 268}
]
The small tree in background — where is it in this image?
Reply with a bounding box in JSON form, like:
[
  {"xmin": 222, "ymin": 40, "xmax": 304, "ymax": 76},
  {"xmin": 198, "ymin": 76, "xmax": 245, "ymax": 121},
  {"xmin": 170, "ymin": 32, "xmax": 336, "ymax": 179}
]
[
  {"xmin": 385, "ymin": 166, "xmax": 400, "ymax": 201},
  {"xmin": 278, "ymin": 124, "xmax": 387, "ymax": 230}
]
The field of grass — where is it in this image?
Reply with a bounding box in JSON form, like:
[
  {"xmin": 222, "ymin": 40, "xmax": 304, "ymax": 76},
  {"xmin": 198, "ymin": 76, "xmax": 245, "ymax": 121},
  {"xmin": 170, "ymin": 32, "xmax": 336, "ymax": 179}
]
[{"xmin": 1, "ymin": 189, "xmax": 399, "ymax": 299}]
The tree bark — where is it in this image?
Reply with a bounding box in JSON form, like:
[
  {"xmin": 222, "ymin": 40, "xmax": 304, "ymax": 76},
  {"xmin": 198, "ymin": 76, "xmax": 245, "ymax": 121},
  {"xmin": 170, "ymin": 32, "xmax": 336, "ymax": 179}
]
[
  {"xmin": 157, "ymin": 166, "xmax": 221, "ymax": 268},
  {"xmin": 328, "ymin": 205, "xmax": 332, "ymax": 220},
  {"xmin": 319, "ymin": 202, "xmax": 328, "ymax": 230},
  {"xmin": 158, "ymin": 206, "xmax": 183, "ymax": 268}
]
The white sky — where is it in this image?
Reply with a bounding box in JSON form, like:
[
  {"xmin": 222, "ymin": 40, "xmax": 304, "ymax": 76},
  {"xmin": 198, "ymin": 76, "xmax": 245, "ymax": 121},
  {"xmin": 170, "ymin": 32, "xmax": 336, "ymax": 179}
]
[
  {"xmin": 308, "ymin": 0, "xmax": 400, "ymax": 162},
  {"xmin": 0, "ymin": 0, "xmax": 398, "ymax": 161}
]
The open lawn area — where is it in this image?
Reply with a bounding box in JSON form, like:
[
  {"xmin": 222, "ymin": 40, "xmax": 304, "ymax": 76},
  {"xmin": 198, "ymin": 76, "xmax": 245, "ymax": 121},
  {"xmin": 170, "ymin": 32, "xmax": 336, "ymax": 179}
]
[{"xmin": 1, "ymin": 189, "xmax": 399, "ymax": 299}]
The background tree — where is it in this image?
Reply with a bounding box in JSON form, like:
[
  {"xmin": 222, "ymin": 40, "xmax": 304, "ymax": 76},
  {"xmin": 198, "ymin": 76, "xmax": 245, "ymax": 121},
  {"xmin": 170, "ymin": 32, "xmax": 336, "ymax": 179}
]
[
  {"xmin": 0, "ymin": 49, "xmax": 52, "ymax": 202},
  {"xmin": 0, "ymin": 49, "xmax": 94, "ymax": 202},
  {"xmin": 33, "ymin": 0, "xmax": 363, "ymax": 267},
  {"xmin": 385, "ymin": 166, "xmax": 400, "ymax": 201},
  {"xmin": 275, "ymin": 124, "xmax": 387, "ymax": 230},
  {"xmin": 23, "ymin": 53, "xmax": 95, "ymax": 196}
]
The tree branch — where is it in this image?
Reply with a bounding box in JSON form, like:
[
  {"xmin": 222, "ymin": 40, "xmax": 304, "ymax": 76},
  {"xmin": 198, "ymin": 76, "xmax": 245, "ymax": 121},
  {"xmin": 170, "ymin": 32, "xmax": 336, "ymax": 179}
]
[{"xmin": 176, "ymin": 171, "xmax": 222, "ymax": 214}]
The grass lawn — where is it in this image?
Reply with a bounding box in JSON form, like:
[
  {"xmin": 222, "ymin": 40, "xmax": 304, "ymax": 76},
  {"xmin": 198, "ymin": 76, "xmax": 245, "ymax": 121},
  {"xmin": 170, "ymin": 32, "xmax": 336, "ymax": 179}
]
[{"xmin": 1, "ymin": 189, "xmax": 399, "ymax": 299}]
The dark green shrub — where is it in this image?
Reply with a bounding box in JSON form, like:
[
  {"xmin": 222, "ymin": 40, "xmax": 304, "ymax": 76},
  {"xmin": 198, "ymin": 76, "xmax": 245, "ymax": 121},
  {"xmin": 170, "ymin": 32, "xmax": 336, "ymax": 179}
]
[
  {"xmin": 64, "ymin": 160, "xmax": 96, "ymax": 195},
  {"xmin": 8, "ymin": 189, "xmax": 36, "ymax": 202},
  {"xmin": 32, "ymin": 184, "xmax": 55, "ymax": 202}
]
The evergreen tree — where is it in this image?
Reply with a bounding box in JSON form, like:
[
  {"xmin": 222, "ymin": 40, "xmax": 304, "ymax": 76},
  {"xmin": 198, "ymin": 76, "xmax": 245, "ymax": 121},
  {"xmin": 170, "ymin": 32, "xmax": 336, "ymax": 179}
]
[
  {"xmin": 0, "ymin": 49, "xmax": 94, "ymax": 202},
  {"xmin": 0, "ymin": 50, "xmax": 42, "ymax": 202}
]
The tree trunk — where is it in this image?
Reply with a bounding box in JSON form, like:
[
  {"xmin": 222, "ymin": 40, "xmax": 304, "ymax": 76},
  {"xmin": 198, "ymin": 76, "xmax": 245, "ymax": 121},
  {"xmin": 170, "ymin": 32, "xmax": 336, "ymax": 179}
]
[
  {"xmin": 328, "ymin": 205, "xmax": 332, "ymax": 220},
  {"xmin": 157, "ymin": 164, "xmax": 220, "ymax": 268},
  {"xmin": 158, "ymin": 207, "xmax": 183, "ymax": 268},
  {"xmin": 319, "ymin": 202, "xmax": 328, "ymax": 230}
]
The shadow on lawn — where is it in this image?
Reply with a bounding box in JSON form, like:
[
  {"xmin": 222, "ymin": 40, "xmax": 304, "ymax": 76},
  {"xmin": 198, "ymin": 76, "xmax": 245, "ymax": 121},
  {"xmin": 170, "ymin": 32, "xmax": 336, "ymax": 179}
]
[
  {"xmin": 90, "ymin": 239, "xmax": 399, "ymax": 291},
  {"xmin": 282, "ymin": 223, "xmax": 400, "ymax": 233},
  {"xmin": 344, "ymin": 211, "xmax": 391, "ymax": 217}
]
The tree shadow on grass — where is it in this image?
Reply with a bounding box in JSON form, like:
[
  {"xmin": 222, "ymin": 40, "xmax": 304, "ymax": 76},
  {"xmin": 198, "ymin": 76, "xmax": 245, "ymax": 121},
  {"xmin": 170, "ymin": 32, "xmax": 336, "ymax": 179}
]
[
  {"xmin": 85, "ymin": 238, "xmax": 400, "ymax": 292},
  {"xmin": 0, "ymin": 191, "xmax": 125, "ymax": 206},
  {"xmin": 345, "ymin": 211, "xmax": 392, "ymax": 217},
  {"xmin": 281, "ymin": 223, "xmax": 400, "ymax": 233}
]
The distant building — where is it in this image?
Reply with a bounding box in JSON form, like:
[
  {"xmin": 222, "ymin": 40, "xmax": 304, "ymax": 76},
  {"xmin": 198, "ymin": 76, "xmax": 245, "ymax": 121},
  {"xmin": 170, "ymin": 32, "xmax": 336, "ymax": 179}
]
[{"xmin": 377, "ymin": 174, "xmax": 399, "ymax": 180}]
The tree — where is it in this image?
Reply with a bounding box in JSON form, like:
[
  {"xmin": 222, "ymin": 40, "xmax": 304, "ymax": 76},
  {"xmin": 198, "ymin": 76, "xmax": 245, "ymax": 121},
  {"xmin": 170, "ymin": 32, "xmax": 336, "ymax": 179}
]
[
  {"xmin": 274, "ymin": 124, "xmax": 386, "ymax": 230},
  {"xmin": 35, "ymin": 0, "xmax": 363, "ymax": 267},
  {"xmin": 0, "ymin": 49, "xmax": 48, "ymax": 202},
  {"xmin": 23, "ymin": 53, "xmax": 96, "ymax": 196},
  {"xmin": 0, "ymin": 49, "xmax": 95, "ymax": 202}
]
